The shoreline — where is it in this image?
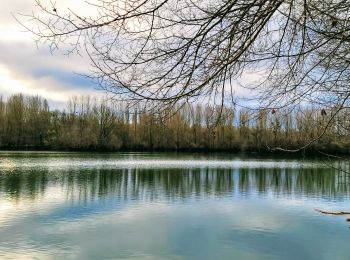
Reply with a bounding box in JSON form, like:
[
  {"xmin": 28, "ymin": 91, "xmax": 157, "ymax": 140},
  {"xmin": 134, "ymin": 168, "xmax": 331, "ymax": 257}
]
[{"xmin": 0, "ymin": 147, "xmax": 349, "ymax": 159}]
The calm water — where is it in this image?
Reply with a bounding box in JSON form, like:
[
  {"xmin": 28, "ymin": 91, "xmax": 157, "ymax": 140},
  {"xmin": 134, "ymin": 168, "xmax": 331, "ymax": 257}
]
[{"xmin": 0, "ymin": 152, "xmax": 349, "ymax": 259}]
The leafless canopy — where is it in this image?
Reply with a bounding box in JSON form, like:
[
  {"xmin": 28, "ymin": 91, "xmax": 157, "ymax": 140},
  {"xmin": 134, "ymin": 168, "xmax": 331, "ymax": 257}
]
[{"xmin": 21, "ymin": 0, "xmax": 350, "ymax": 112}]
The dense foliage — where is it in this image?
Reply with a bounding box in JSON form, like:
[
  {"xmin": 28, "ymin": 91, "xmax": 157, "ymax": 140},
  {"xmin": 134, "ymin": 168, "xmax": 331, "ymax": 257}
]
[{"xmin": 0, "ymin": 94, "xmax": 349, "ymax": 154}]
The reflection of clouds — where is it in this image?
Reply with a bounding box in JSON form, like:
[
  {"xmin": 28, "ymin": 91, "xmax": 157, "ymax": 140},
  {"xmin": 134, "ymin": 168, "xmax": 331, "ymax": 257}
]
[
  {"xmin": 0, "ymin": 198, "xmax": 325, "ymax": 259},
  {"xmin": 0, "ymin": 187, "xmax": 65, "ymax": 225},
  {"xmin": 52, "ymin": 203, "xmax": 173, "ymax": 233},
  {"xmin": 217, "ymin": 202, "xmax": 288, "ymax": 232},
  {"xmin": 0, "ymin": 184, "xmax": 349, "ymax": 259},
  {"xmin": 0, "ymin": 193, "xmax": 307, "ymax": 235},
  {"xmin": 15, "ymin": 199, "xmax": 290, "ymax": 236},
  {"xmin": 0, "ymin": 200, "xmax": 13, "ymax": 213},
  {"xmin": 0, "ymin": 153, "xmax": 349, "ymax": 258},
  {"xmin": 1, "ymin": 199, "xmax": 285, "ymax": 258},
  {"xmin": 0, "ymin": 247, "xmax": 80, "ymax": 260},
  {"xmin": 0, "ymin": 158, "xmax": 16, "ymax": 171}
]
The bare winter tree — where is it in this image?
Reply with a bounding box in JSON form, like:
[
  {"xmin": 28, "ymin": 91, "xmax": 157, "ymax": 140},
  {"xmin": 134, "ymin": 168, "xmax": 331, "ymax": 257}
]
[{"xmin": 19, "ymin": 0, "xmax": 350, "ymax": 150}]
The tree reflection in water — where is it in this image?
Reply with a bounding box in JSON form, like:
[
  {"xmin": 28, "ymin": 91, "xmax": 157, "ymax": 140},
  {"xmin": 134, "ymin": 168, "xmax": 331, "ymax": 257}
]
[{"xmin": 0, "ymin": 166, "xmax": 349, "ymax": 203}]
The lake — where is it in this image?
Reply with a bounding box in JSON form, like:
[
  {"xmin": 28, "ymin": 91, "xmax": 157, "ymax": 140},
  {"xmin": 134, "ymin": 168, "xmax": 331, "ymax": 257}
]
[{"xmin": 0, "ymin": 152, "xmax": 349, "ymax": 259}]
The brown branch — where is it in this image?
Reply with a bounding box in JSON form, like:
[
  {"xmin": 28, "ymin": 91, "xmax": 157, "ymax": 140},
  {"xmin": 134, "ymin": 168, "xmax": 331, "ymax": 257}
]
[{"xmin": 315, "ymin": 209, "xmax": 350, "ymax": 215}]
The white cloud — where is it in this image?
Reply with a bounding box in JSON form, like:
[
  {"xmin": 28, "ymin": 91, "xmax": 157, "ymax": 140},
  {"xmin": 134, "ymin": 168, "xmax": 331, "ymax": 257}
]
[
  {"xmin": 0, "ymin": 0, "xmax": 262, "ymax": 109},
  {"xmin": 0, "ymin": 0, "xmax": 102, "ymax": 108},
  {"xmin": 0, "ymin": 63, "xmax": 102, "ymax": 108}
]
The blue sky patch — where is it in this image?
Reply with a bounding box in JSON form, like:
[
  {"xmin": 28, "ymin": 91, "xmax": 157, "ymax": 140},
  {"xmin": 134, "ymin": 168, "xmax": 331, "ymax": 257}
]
[{"xmin": 33, "ymin": 68, "xmax": 96, "ymax": 89}]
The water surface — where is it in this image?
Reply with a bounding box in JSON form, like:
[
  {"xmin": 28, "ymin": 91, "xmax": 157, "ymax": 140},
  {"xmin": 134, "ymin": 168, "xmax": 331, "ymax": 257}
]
[{"xmin": 0, "ymin": 152, "xmax": 349, "ymax": 259}]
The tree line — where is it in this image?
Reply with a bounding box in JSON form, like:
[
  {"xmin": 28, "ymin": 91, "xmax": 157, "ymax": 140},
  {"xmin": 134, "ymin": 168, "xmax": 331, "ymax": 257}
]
[{"xmin": 0, "ymin": 94, "xmax": 349, "ymax": 154}]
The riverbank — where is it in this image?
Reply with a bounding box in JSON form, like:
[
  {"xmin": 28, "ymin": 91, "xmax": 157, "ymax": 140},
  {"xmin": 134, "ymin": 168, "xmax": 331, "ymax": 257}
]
[{"xmin": 1, "ymin": 147, "xmax": 349, "ymax": 160}]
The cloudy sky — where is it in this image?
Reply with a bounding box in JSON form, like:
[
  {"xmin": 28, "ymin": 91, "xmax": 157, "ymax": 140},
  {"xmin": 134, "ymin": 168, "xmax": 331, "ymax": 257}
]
[
  {"xmin": 1, "ymin": 0, "xmax": 257, "ymax": 110},
  {"xmin": 0, "ymin": 0, "xmax": 103, "ymax": 108}
]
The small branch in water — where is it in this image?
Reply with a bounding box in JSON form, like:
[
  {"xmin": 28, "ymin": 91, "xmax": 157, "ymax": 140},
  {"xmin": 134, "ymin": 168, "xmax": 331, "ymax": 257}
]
[{"xmin": 315, "ymin": 209, "xmax": 350, "ymax": 215}]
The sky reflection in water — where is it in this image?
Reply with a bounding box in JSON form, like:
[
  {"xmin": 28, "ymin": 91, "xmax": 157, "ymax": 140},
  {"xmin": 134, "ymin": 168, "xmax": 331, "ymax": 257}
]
[{"xmin": 0, "ymin": 152, "xmax": 349, "ymax": 259}]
